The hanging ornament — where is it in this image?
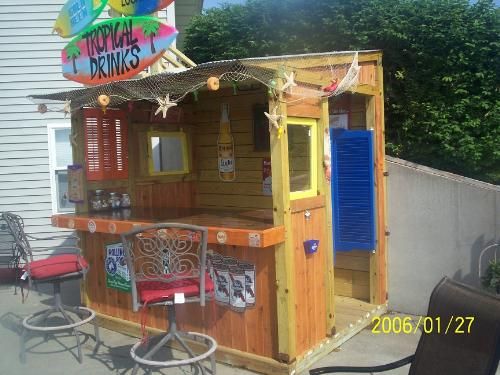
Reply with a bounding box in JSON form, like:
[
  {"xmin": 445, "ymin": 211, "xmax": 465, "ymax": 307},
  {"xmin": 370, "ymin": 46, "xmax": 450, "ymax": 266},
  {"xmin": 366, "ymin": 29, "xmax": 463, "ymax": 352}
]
[
  {"xmin": 63, "ymin": 100, "xmax": 71, "ymax": 118},
  {"xmin": 267, "ymin": 79, "xmax": 277, "ymax": 95},
  {"xmin": 37, "ymin": 104, "xmax": 48, "ymax": 114},
  {"xmin": 154, "ymin": 94, "xmax": 177, "ymax": 119},
  {"xmin": 193, "ymin": 90, "xmax": 199, "ymax": 102},
  {"xmin": 264, "ymin": 105, "xmax": 284, "ymax": 139},
  {"xmin": 231, "ymin": 81, "xmax": 238, "ymax": 95},
  {"xmin": 207, "ymin": 76, "xmax": 220, "ymax": 91},
  {"xmin": 127, "ymin": 101, "xmax": 134, "ymax": 112},
  {"xmin": 98, "ymin": 94, "xmax": 110, "ymax": 113},
  {"xmin": 282, "ymin": 71, "xmax": 297, "ymax": 94},
  {"xmin": 322, "ymin": 78, "xmax": 339, "ymax": 94}
]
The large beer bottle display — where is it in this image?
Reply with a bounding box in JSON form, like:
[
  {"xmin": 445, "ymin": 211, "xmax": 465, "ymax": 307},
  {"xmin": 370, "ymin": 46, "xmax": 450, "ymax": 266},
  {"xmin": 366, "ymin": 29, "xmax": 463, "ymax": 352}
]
[{"xmin": 217, "ymin": 103, "xmax": 236, "ymax": 181}]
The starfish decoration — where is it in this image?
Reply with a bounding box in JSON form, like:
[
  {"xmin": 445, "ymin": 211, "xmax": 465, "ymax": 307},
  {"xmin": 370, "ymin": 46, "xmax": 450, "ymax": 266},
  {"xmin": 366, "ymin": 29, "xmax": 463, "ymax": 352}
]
[
  {"xmin": 155, "ymin": 94, "xmax": 177, "ymax": 118},
  {"xmin": 70, "ymin": 129, "xmax": 78, "ymax": 147},
  {"xmin": 282, "ymin": 71, "xmax": 298, "ymax": 94},
  {"xmin": 264, "ymin": 106, "xmax": 284, "ymax": 138},
  {"xmin": 63, "ymin": 100, "xmax": 71, "ymax": 118}
]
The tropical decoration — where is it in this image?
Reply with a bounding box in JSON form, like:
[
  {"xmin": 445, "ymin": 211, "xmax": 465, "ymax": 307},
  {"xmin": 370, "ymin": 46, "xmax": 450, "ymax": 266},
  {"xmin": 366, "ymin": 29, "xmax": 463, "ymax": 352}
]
[
  {"xmin": 98, "ymin": 94, "xmax": 110, "ymax": 112},
  {"xmin": 37, "ymin": 104, "xmax": 48, "ymax": 114},
  {"xmin": 108, "ymin": 0, "xmax": 174, "ymax": 16},
  {"xmin": 154, "ymin": 94, "xmax": 177, "ymax": 118},
  {"xmin": 143, "ymin": 19, "xmax": 161, "ymax": 54},
  {"xmin": 61, "ymin": 16, "xmax": 178, "ymax": 85},
  {"xmin": 207, "ymin": 76, "xmax": 220, "ymax": 91},
  {"xmin": 63, "ymin": 100, "xmax": 72, "ymax": 118},
  {"xmin": 281, "ymin": 71, "xmax": 297, "ymax": 94},
  {"xmin": 54, "ymin": 0, "xmax": 108, "ymax": 38},
  {"xmin": 64, "ymin": 42, "xmax": 81, "ymax": 75},
  {"xmin": 264, "ymin": 105, "xmax": 284, "ymax": 138}
]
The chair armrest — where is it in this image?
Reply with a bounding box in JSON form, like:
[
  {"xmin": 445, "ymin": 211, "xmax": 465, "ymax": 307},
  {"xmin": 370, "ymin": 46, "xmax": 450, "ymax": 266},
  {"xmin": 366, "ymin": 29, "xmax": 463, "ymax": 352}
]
[{"xmin": 309, "ymin": 355, "xmax": 415, "ymax": 374}]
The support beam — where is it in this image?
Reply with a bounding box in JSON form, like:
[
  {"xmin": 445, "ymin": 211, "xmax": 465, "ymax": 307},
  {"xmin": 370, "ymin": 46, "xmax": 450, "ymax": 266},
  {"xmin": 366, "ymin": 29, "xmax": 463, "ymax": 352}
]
[
  {"xmin": 270, "ymin": 89, "xmax": 297, "ymax": 363},
  {"xmin": 318, "ymin": 98, "xmax": 336, "ymax": 335}
]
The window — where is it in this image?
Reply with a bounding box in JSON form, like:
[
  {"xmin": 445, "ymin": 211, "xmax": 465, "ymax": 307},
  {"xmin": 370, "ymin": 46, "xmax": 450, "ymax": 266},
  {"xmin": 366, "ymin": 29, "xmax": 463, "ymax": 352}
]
[
  {"xmin": 47, "ymin": 124, "xmax": 75, "ymax": 213},
  {"xmin": 287, "ymin": 117, "xmax": 317, "ymax": 200},
  {"xmin": 147, "ymin": 131, "xmax": 189, "ymax": 175}
]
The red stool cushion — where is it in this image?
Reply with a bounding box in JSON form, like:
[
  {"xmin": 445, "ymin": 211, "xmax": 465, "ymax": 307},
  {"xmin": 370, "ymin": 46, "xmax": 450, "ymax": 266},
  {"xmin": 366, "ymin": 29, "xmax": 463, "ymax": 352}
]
[
  {"xmin": 137, "ymin": 273, "xmax": 214, "ymax": 304},
  {"xmin": 25, "ymin": 254, "xmax": 88, "ymax": 280}
]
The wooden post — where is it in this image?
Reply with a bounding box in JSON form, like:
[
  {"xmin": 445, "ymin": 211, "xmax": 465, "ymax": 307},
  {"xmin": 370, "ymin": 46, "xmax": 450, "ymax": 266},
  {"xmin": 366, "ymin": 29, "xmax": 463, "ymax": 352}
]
[
  {"xmin": 270, "ymin": 91, "xmax": 297, "ymax": 363},
  {"xmin": 318, "ymin": 98, "xmax": 336, "ymax": 335},
  {"xmin": 71, "ymin": 110, "xmax": 90, "ymax": 307},
  {"xmin": 370, "ymin": 54, "xmax": 388, "ymax": 305}
]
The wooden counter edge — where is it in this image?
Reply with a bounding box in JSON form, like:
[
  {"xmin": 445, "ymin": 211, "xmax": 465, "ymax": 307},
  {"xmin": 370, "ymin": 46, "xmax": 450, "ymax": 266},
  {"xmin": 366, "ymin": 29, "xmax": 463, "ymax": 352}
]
[{"xmin": 51, "ymin": 214, "xmax": 285, "ymax": 249}]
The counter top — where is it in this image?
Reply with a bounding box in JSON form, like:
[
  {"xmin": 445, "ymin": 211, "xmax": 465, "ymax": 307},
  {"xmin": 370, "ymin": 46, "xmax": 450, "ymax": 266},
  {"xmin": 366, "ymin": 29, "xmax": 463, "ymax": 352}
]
[{"xmin": 52, "ymin": 207, "xmax": 284, "ymax": 248}]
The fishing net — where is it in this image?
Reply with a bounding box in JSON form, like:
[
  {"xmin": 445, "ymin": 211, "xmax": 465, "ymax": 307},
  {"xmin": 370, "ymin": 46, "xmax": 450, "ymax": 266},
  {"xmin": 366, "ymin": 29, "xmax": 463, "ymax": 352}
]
[{"xmin": 29, "ymin": 50, "xmax": 361, "ymax": 115}]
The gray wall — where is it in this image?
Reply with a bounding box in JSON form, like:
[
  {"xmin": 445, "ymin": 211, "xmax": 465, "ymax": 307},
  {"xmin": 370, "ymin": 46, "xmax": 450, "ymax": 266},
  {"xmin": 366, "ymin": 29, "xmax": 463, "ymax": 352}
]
[{"xmin": 386, "ymin": 156, "xmax": 499, "ymax": 315}]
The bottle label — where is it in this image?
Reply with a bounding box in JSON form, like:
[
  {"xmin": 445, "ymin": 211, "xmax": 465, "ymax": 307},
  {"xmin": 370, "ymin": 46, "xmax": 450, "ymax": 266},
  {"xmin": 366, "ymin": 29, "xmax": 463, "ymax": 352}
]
[{"xmin": 218, "ymin": 143, "xmax": 235, "ymax": 173}]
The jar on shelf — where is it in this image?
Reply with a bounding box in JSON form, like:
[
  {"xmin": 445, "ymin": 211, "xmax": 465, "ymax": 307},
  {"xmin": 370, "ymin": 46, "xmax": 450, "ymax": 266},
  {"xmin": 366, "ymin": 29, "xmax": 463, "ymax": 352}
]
[
  {"xmin": 109, "ymin": 192, "xmax": 121, "ymax": 210},
  {"xmin": 121, "ymin": 193, "xmax": 131, "ymax": 208},
  {"xmin": 90, "ymin": 190, "xmax": 108, "ymax": 211}
]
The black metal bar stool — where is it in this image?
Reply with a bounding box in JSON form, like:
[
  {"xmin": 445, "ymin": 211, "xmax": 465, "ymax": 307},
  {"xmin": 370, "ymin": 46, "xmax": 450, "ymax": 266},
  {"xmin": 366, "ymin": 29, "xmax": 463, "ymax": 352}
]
[{"xmin": 2, "ymin": 212, "xmax": 100, "ymax": 363}]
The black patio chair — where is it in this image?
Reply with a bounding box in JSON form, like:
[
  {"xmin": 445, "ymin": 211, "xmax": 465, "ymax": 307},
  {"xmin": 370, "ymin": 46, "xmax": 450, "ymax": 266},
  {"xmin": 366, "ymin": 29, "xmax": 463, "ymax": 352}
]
[
  {"xmin": 310, "ymin": 277, "xmax": 500, "ymax": 375},
  {"xmin": 2, "ymin": 211, "xmax": 100, "ymax": 363},
  {"xmin": 121, "ymin": 223, "xmax": 217, "ymax": 375}
]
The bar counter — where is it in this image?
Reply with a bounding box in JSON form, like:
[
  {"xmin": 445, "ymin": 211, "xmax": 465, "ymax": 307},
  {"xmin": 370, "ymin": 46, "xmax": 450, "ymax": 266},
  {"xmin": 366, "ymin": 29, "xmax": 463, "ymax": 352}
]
[
  {"xmin": 50, "ymin": 207, "xmax": 285, "ymax": 369},
  {"xmin": 52, "ymin": 207, "xmax": 285, "ymax": 248}
]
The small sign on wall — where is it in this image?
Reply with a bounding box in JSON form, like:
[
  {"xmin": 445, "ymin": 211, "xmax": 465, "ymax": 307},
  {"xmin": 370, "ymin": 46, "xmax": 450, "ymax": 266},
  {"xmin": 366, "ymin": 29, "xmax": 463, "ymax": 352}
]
[
  {"xmin": 262, "ymin": 157, "xmax": 272, "ymax": 196},
  {"xmin": 68, "ymin": 164, "xmax": 84, "ymax": 203},
  {"xmin": 105, "ymin": 243, "xmax": 131, "ymax": 292}
]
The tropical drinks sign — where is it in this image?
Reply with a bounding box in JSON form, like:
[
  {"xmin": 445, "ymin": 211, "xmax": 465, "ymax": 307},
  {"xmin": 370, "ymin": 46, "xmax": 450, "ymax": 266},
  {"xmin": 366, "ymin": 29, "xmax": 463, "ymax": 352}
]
[{"xmin": 62, "ymin": 16, "xmax": 178, "ymax": 85}]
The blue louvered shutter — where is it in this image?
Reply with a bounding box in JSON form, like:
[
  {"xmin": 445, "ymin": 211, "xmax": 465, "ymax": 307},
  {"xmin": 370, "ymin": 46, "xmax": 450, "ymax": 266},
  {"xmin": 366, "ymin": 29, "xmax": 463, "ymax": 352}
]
[{"xmin": 330, "ymin": 129, "xmax": 376, "ymax": 251}]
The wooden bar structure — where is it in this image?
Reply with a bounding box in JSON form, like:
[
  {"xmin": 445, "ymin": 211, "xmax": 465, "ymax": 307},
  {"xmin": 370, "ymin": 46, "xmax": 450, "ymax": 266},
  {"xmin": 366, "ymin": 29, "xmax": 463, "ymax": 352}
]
[{"xmin": 48, "ymin": 50, "xmax": 388, "ymax": 374}]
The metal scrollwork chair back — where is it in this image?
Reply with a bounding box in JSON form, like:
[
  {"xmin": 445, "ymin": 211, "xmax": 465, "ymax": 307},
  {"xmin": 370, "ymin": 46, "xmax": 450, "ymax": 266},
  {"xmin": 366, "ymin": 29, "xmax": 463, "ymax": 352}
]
[
  {"xmin": 121, "ymin": 223, "xmax": 209, "ymax": 312},
  {"xmin": 2, "ymin": 212, "xmax": 83, "ymax": 284}
]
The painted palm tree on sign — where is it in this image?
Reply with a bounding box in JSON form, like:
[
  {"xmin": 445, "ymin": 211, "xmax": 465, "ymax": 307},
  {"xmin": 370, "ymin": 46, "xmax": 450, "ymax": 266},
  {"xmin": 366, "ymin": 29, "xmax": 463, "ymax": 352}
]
[
  {"xmin": 65, "ymin": 42, "xmax": 81, "ymax": 74},
  {"xmin": 143, "ymin": 20, "xmax": 160, "ymax": 54}
]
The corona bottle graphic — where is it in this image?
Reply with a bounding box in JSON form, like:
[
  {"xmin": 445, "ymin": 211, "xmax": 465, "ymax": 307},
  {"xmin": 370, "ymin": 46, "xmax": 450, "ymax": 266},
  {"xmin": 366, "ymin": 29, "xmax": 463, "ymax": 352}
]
[{"xmin": 217, "ymin": 103, "xmax": 236, "ymax": 181}]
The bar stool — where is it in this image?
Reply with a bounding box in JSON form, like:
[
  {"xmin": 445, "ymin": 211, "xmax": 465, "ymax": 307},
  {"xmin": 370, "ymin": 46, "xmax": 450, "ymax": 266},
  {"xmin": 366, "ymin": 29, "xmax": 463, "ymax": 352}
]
[
  {"xmin": 2, "ymin": 212, "xmax": 100, "ymax": 363},
  {"xmin": 121, "ymin": 223, "xmax": 217, "ymax": 375}
]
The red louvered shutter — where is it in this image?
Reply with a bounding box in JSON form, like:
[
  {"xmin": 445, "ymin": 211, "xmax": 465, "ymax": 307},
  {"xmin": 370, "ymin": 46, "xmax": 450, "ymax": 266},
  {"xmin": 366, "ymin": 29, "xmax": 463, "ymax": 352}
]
[{"xmin": 83, "ymin": 108, "xmax": 128, "ymax": 181}]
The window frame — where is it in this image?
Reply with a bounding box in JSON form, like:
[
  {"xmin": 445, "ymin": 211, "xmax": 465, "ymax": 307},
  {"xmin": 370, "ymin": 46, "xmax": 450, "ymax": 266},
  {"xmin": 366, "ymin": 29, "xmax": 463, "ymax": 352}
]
[
  {"xmin": 287, "ymin": 117, "xmax": 318, "ymax": 200},
  {"xmin": 147, "ymin": 131, "xmax": 190, "ymax": 176},
  {"xmin": 47, "ymin": 123, "xmax": 74, "ymax": 214}
]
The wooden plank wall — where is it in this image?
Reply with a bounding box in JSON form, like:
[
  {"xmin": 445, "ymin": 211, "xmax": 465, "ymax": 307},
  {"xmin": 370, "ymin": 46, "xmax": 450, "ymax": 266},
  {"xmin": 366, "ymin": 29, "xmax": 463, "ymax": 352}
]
[
  {"xmin": 82, "ymin": 232, "xmax": 278, "ymax": 359},
  {"xmin": 291, "ymin": 197, "xmax": 328, "ymax": 356},
  {"xmin": 193, "ymin": 87, "xmax": 273, "ymax": 210},
  {"xmin": 135, "ymin": 181, "xmax": 195, "ymax": 209},
  {"xmin": 334, "ymin": 251, "xmax": 370, "ymax": 302}
]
